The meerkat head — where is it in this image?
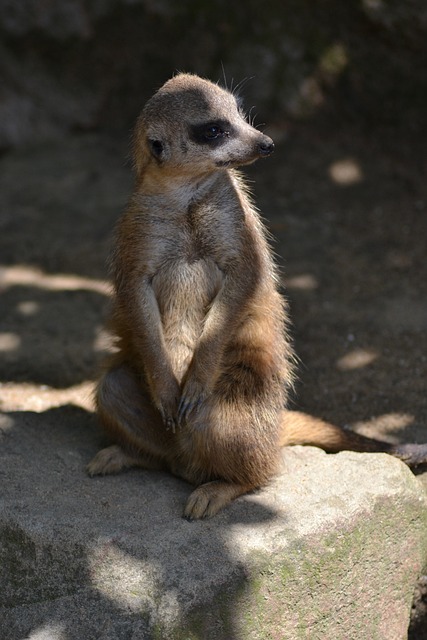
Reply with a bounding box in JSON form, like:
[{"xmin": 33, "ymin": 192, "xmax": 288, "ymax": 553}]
[{"xmin": 133, "ymin": 73, "xmax": 274, "ymax": 178}]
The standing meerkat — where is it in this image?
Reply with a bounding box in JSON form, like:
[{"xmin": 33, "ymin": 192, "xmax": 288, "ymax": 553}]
[{"xmin": 88, "ymin": 73, "xmax": 427, "ymax": 519}]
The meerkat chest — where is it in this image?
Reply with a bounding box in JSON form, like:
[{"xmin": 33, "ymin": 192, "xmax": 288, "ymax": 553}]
[
  {"xmin": 139, "ymin": 186, "xmax": 243, "ymax": 317},
  {"xmin": 148, "ymin": 201, "xmax": 236, "ymax": 306},
  {"xmin": 152, "ymin": 255, "xmax": 223, "ymax": 317},
  {"xmin": 152, "ymin": 255, "xmax": 223, "ymax": 377},
  {"xmin": 148, "ymin": 209, "xmax": 226, "ymax": 355}
]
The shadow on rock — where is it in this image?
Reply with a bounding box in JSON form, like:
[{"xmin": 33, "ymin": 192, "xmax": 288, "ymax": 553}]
[{"xmin": 0, "ymin": 405, "xmax": 280, "ymax": 639}]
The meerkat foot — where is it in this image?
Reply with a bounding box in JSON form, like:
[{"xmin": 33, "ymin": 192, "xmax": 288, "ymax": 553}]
[
  {"xmin": 184, "ymin": 480, "xmax": 252, "ymax": 520},
  {"xmin": 87, "ymin": 444, "xmax": 140, "ymax": 476}
]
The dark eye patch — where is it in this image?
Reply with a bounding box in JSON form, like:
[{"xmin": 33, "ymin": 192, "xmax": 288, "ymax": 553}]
[
  {"xmin": 204, "ymin": 125, "xmax": 224, "ymax": 139},
  {"xmin": 189, "ymin": 120, "xmax": 232, "ymax": 145}
]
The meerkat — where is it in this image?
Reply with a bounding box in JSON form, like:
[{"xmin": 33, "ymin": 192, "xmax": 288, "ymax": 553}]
[{"xmin": 87, "ymin": 73, "xmax": 427, "ymax": 519}]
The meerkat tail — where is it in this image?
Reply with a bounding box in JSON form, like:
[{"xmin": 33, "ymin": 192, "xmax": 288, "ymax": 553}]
[
  {"xmin": 279, "ymin": 410, "xmax": 427, "ymax": 467},
  {"xmin": 279, "ymin": 410, "xmax": 393, "ymax": 452}
]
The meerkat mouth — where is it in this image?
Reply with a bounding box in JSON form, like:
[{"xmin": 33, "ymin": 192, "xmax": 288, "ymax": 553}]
[{"xmin": 216, "ymin": 157, "xmax": 258, "ymax": 168}]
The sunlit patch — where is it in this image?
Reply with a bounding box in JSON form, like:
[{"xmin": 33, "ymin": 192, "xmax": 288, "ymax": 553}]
[
  {"xmin": 362, "ymin": 0, "xmax": 384, "ymax": 12},
  {"xmin": 386, "ymin": 251, "xmax": 413, "ymax": 269},
  {"xmin": 328, "ymin": 158, "xmax": 363, "ymax": 186},
  {"xmin": 0, "ymin": 413, "xmax": 14, "ymax": 432},
  {"xmin": 89, "ymin": 542, "xmax": 158, "ymax": 611},
  {"xmin": 283, "ymin": 274, "xmax": 318, "ymax": 291},
  {"xmin": 287, "ymin": 42, "xmax": 348, "ymax": 118},
  {"xmin": 0, "ymin": 265, "xmax": 111, "ymax": 295},
  {"xmin": 0, "ymin": 381, "xmax": 95, "ymax": 412},
  {"xmin": 17, "ymin": 300, "xmax": 40, "ymax": 315},
  {"xmin": 93, "ymin": 327, "xmax": 118, "ymax": 353},
  {"xmin": 289, "ymin": 77, "xmax": 325, "ymax": 116},
  {"xmin": 25, "ymin": 623, "xmax": 67, "ymax": 640},
  {"xmin": 352, "ymin": 413, "xmax": 415, "ymax": 442},
  {"xmin": 0, "ymin": 332, "xmax": 21, "ymax": 352},
  {"xmin": 319, "ymin": 43, "xmax": 348, "ymax": 79},
  {"xmin": 336, "ymin": 348, "xmax": 379, "ymax": 370}
]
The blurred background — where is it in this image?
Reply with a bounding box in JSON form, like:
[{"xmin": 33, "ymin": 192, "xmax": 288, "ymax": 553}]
[
  {"xmin": 1, "ymin": 2, "xmax": 426, "ymax": 636},
  {"xmin": 1, "ymin": 0, "xmax": 426, "ymax": 148}
]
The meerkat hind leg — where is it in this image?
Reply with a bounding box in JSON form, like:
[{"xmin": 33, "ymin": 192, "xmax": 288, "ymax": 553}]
[
  {"xmin": 87, "ymin": 444, "xmax": 163, "ymax": 476},
  {"xmin": 88, "ymin": 363, "xmax": 170, "ymax": 478},
  {"xmin": 184, "ymin": 480, "xmax": 254, "ymax": 520}
]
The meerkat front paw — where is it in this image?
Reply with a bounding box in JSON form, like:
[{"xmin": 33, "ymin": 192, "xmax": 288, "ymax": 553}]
[
  {"xmin": 150, "ymin": 377, "xmax": 181, "ymax": 431},
  {"xmin": 177, "ymin": 377, "xmax": 210, "ymax": 426}
]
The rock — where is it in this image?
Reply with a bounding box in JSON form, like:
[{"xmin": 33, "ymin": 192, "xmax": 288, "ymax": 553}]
[{"xmin": 1, "ymin": 406, "xmax": 426, "ymax": 639}]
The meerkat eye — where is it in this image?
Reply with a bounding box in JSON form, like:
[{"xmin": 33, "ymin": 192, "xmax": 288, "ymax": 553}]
[
  {"xmin": 204, "ymin": 125, "xmax": 225, "ymax": 140},
  {"xmin": 149, "ymin": 139, "xmax": 164, "ymax": 158},
  {"xmin": 190, "ymin": 120, "xmax": 232, "ymax": 145}
]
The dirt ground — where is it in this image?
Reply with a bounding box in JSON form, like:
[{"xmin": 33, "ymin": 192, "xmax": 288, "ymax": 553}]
[{"xmin": 0, "ymin": 115, "xmax": 426, "ymax": 635}]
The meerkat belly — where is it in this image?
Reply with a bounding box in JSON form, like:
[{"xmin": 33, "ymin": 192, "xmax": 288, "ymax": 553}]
[{"xmin": 152, "ymin": 258, "xmax": 223, "ymax": 381}]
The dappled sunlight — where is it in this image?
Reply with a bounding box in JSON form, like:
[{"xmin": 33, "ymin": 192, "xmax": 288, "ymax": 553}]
[
  {"xmin": 362, "ymin": 0, "xmax": 384, "ymax": 14},
  {"xmin": 0, "ymin": 265, "xmax": 111, "ymax": 295},
  {"xmin": 0, "ymin": 332, "xmax": 21, "ymax": 352},
  {"xmin": 89, "ymin": 543, "xmax": 159, "ymax": 613},
  {"xmin": 328, "ymin": 157, "xmax": 364, "ymax": 186},
  {"xmin": 0, "ymin": 381, "xmax": 95, "ymax": 412},
  {"xmin": 287, "ymin": 41, "xmax": 349, "ymax": 117},
  {"xmin": 25, "ymin": 623, "xmax": 68, "ymax": 640},
  {"xmin": 0, "ymin": 412, "xmax": 14, "ymax": 433},
  {"xmin": 0, "ymin": 263, "xmax": 113, "ymax": 389},
  {"xmin": 93, "ymin": 327, "xmax": 118, "ymax": 354},
  {"xmin": 283, "ymin": 273, "xmax": 319, "ymax": 291},
  {"xmin": 319, "ymin": 43, "xmax": 348, "ymax": 79},
  {"xmin": 352, "ymin": 413, "xmax": 415, "ymax": 442},
  {"xmin": 336, "ymin": 348, "xmax": 379, "ymax": 370},
  {"xmin": 16, "ymin": 300, "xmax": 40, "ymax": 316}
]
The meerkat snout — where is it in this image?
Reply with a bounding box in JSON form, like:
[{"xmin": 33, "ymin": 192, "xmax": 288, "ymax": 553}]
[{"xmin": 257, "ymin": 136, "xmax": 275, "ymax": 157}]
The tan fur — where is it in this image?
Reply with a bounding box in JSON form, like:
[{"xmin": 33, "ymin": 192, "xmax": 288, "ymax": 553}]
[{"xmin": 88, "ymin": 73, "xmax": 427, "ymax": 519}]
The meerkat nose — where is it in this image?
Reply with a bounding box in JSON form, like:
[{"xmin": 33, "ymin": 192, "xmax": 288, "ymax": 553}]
[{"xmin": 257, "ymin": 137, "xmax": 275, "ymax": 157}]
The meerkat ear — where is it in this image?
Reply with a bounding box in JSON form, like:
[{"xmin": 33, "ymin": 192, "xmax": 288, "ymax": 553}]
[
  {"xmin": 148, "ymin": 139, "xmax": 164, "ymax": 161},
  {"xmin": 132, "ymin": 117, "xmax": 151, "ymax": 176}
]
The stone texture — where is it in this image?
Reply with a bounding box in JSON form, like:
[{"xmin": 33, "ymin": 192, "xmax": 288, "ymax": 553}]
[{"xmin": 0, "ymin": 406, "xmax": 426, "ymax": 639}]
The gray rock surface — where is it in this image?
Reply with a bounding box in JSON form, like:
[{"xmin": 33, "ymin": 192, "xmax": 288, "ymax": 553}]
[{"xmin": 1, "ymin": 407, "xmax": 426, "ymax": 639}]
